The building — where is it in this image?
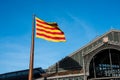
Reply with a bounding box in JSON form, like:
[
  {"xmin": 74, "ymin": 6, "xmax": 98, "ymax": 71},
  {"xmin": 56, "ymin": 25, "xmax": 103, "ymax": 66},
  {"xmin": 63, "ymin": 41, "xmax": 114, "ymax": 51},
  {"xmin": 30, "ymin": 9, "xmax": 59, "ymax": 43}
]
[
  {"xmin": 1, "ymin": 29, "xmax": 120, "ymax": 80},
  {"xmin": 37, "ymin": 29, "xmax": 120, "ymax": 80},
  {"xmin": 0, "ymin": 67, "xmax": 45, "ymax": 80}
]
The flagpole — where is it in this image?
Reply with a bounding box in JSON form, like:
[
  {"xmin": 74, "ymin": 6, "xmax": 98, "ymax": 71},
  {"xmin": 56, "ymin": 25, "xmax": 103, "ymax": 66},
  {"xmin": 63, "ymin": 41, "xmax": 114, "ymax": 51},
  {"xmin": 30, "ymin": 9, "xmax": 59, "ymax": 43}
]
[{"xmin": 28, "ymin": 14, "xmax": 35, "ymax": 80}]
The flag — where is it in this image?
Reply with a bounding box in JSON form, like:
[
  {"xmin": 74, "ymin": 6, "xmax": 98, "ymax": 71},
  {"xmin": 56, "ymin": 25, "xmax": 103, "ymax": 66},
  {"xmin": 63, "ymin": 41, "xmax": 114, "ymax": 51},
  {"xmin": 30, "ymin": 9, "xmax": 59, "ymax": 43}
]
[{"xmin": 35, "ymin": 17, "xmax": 66, "ymax": 42}]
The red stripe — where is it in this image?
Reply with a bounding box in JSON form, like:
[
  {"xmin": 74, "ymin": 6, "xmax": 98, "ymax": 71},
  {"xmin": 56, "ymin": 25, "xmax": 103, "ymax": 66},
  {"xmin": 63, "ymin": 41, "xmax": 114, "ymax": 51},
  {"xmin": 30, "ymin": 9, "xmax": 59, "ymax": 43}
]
[
  {"xmin": 36, "ymin": 28, "xmax": 64, "ymax": 35},
  {"xmin": 36, "ymin": 33, "xmax": 66, "ymax": 40},
  {"xmin": 36, "ymin": 19, "xmax": 48, "ymax": 25},
  {"xmin": 36, "ymin": 23, "xmax": 59, "ymax": 30}
]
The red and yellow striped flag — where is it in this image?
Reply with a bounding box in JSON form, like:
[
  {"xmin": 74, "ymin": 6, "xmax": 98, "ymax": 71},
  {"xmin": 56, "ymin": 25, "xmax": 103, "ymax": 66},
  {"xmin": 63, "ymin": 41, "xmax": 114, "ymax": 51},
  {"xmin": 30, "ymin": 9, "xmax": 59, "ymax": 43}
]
[{"xmin": 35, "ymin": 17, "xmax": 66, "ymax": 42}]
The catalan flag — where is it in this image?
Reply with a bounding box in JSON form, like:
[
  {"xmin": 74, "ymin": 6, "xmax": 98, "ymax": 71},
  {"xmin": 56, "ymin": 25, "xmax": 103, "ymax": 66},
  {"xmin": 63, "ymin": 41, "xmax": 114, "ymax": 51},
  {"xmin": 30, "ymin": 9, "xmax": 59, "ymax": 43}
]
[{"xmin": 35, "ymin": 17, "xmax": 66, "ymax": 42}]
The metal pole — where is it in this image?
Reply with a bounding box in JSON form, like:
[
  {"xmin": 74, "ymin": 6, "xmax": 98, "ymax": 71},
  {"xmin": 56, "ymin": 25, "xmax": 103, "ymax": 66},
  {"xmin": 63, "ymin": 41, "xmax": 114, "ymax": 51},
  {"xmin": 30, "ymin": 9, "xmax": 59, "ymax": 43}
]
[
  {"xmin": 82, "ymin": 52, "xmax": 86, "ymax": 80},
  {"xmin": 93, "ymin": 57, "xmax": 96, "ymax": 78},
  {"xmin": 109, "ymin": 49, "xmax": 113, "ymax": 77}
]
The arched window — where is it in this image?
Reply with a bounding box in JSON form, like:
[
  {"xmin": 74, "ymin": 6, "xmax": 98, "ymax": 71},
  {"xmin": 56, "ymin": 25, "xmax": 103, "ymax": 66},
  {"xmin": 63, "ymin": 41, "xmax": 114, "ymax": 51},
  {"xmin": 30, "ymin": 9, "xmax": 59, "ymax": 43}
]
[{"xmin": 88, "ymin": 49, "xmax": 120, "ymax": 79}]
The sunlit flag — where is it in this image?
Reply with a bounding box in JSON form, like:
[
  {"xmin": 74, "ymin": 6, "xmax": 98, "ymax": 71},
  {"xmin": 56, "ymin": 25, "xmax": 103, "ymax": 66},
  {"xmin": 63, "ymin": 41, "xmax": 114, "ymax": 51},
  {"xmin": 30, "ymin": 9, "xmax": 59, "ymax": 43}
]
[{"xmin": 35, "ymin": 17, "xmax": 66, "ymax": 42}]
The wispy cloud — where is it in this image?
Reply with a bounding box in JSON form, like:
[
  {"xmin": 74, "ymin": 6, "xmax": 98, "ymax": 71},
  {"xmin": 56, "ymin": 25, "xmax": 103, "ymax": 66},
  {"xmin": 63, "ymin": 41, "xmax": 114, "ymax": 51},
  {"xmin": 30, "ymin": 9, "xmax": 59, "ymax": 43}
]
[{"xmin": 67, "ymin": 13, "xmax": 97, "ymax": 41}]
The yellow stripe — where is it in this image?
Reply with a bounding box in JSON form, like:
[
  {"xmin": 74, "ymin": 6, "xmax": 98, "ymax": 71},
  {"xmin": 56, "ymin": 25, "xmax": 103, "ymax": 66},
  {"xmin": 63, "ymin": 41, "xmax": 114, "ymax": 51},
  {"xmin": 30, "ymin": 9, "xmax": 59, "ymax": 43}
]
[
  {"xmin": 35, "ymin": 17, "xmax": 44, "ymax": 22},
  {"xmin": 36, "ymin": 26, "xmax": 62, "ymax": 32},
  {"xmin": 36, "ymin": 17, "xmax": 56, "ymax": 25},
  {"xmin": 35, "ymin": 17, "xmax": 56, "ymax": 29},
  {"xmin": 36, "ymin": 21, "xmax": 56, "ymax": 28},
  {"xmin": 36, "ymin": 31, "xmax": 65, "ymax": 37},
  {"xmin": 36, "ymin": 35, "xmax": 66, "ymax": 42}
]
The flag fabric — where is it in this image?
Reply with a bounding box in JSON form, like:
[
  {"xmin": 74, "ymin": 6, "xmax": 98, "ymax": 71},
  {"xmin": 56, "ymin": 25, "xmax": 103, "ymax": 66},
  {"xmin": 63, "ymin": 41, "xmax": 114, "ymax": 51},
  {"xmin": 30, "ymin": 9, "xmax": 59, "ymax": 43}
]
[{"xmin": 35, "ymin": 17, "xmax": 66, "ymax": 42}]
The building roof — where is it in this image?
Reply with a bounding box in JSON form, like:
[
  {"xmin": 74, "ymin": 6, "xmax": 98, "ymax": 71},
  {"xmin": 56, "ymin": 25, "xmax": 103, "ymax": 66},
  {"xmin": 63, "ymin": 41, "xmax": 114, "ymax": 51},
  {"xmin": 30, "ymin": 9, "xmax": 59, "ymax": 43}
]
[
  {"xmin": 69, "ymin": 29, "xmax": 120, "ymax": 57},
  {"xmin": 0, "ymin": 67, "xmax": 45, "ymax": 80},
  {"xmin": 48, "ymin": 29, "xmax": 120, "ymax": 72}
]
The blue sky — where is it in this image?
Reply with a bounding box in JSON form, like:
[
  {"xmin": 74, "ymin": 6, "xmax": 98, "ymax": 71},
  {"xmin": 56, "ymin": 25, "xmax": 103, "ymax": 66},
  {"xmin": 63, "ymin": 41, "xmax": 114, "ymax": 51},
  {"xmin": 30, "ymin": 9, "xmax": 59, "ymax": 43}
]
[{"xmin": 0, "ymin": 0, "xmax": 120, "ymax": 74}]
